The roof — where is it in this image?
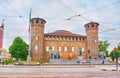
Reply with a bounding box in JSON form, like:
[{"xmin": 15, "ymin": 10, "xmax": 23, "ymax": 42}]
[
  {"xmin": 45, "ymin": 30, "xmax": 86, "ymax": 37},
  {"xmin": 84, "ymin": 22, "xmax": 99, "ymax": 27},
  {"xmin": 32, "ymin": 18, "xmax": 46, "ymax": 23}
]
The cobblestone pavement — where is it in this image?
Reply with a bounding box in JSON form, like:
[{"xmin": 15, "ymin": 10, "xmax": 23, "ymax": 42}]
[{"xmin": 0, "ymin": 65, "xmax": 120, "ymax": 78}]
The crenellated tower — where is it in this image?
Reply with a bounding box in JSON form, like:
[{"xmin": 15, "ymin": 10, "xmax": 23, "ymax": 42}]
[
  {"xmin": 84, "ymin": 22, "xmax": 99, "ymax": 59},
  {"xmin": 31, "ymin": 18, "xmax": 46, "ymax": 60}
]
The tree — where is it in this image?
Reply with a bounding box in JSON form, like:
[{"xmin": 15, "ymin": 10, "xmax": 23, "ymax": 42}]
[
  {"xmin": 98, "ymin": 40, "xmax": 110, "ymax": 52},
  {"xmin": 109, "ymin": 51, "xmax": 115, "ymax": 61},
  {"xmin": 117, "ymin": 44, "xmax": 120, "ymax": 58},
  {"xmin": 98, "ymin": 40, "xmax": 110, "ymax": 57},
  {"xmin": 9, "ymin": 36, "xmax": 29, "ymax": 60},
  {"xmin": 109, "ymin": 44, "xmax": 120, "ymax": 61},
  {"xmin": 118, "ymin": 43, "xmax": 120, "ymax": 52}
]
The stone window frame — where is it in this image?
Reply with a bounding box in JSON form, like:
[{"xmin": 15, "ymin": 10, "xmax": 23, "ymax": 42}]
[
  {"xmin": 45, "ymin": 36, "xmax": 48, "ymax": 40},
  {"xmin": 52, "ymin": 46, "xmax": 55, "ymax": 50},
  {"xmin": 82, "ymin": 47, "xmax": 84, "ymax": 52},
  {"xmin": 72, "ymin": 47, "xmax": 75, "ymax": 52},
  {"xmin": 35, "ymin": 36, "xmax": 38, "ymax": 40},
  {"xmin": 35, "ymin": 45, "xmax": 38, "ymax": 50},
  {"xmin": 49, "ymin": 36, "xmax": 52, "ymax": 40},
  {"xmin": 64, "ymin": 46, "xmax": 67, "ymax": 52},
  {"xmin": 58, "ymin": 47, "xmax": 61, "ymax": 52},
  {"xmin": 46, "ymin": 46, "xmax": 49, "ymax": 52}
]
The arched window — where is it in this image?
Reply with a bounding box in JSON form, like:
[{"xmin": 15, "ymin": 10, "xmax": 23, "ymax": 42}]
[
  {"xmin": 36, "ymin": 20, "xmax": 39, "ymax": 23},
  {"xmin": 41, "ymin": 21, "xmax": 44, "ymax": 24},
  {"xmin": 92, "ymin": 24, "xmax": 94, "ymax": 27}
]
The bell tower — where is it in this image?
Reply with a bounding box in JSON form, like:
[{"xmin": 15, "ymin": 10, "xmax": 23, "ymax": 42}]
[
  {"xmin": 31, "ymin": 18, "xmax": 46, "ymax": 60},
  {"xmin": 85, "ymin": 22, "xmax": 99, "ymax": 59}
]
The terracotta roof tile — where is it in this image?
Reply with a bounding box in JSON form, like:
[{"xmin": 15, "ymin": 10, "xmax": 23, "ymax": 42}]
[{"xmin": 45, "ymin": 30, "xmax": 86, "ymax": 37}]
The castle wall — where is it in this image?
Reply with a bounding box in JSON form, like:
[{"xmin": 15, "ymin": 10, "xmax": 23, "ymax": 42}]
[{"xmin": 44, "ymin": 36, "xmax": 87, "ymax": 60}]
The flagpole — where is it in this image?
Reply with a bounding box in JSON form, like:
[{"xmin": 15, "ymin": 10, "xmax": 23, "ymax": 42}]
[{"xmin": 27, "ymin": 8, "xmax": 32, "ymax": 64}]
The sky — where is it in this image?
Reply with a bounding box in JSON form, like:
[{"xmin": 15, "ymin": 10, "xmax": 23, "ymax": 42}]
[{"xmin": 0, "ymin": 0, "xmax": 120, "ymax": 52}]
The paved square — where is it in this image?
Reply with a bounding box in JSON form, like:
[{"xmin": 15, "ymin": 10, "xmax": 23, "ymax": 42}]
[{"xmin": 0, "ymin": 65, "xmax": 120, "ymax": 78}]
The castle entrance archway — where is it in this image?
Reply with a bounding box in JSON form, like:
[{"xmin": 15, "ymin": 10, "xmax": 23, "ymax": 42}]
[{"xmin": 50, "ymin": 50, "xmax": 60, "ymax": 59}]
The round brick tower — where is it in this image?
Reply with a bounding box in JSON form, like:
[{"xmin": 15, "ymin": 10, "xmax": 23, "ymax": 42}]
[
  {"xmin": 84, "ymin": 22, "xmax": 99, "ymax": 59},
  {"xmin": 31, "ymin": 18, "xmax": 46, "ymax": 60}
]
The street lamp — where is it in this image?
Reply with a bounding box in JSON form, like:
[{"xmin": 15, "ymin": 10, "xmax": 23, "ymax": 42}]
[{"xmin": 113, "ymin": 47, "xmax": 119, "ymax": 70}]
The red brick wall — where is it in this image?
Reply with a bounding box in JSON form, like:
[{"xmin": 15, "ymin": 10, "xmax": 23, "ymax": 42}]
[
  {"xmin": 31, "ymin": 18, "xmax": 46, "ymax": 60},
  {"xmin": 44, "ymin": 36, "xmax": 87, "ymax": 60},
  {"xmin": 85, "ymin": 22, "xmax": 99, "ymax": 59}
]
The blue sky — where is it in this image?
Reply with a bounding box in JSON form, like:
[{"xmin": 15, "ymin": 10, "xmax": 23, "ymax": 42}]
[{"xmin": 0, "ymin": 0, "xmax": 120, "ymax": 52}]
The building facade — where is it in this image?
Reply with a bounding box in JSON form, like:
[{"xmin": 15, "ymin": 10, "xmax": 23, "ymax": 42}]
[
  {"xmin": 0, "ymin": 23, "xmax": 4, "ymax": 48},
  {"xmin": 30, "ymin": 18, "xmax": 99, "ymax": 61}
]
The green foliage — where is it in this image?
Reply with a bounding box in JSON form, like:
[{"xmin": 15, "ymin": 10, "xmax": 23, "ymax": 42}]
[
  {"xmin": 118, "ymin": 44, "xmax": 120, "ymax": 53},
  {"xmin": 98, "ymin": 40, "xmax": 110, "ymax": 52},
  {"xmin": 0, "ymin": 60, "xmax": 15, "ymax": 65},
  {"xmin": 98, "ymin": 40, "xmax": 110, "ymax": 57},
  {"xmin": 4, "ymin": 60, "xmax": 15, "ymax": 64},
  {"xmin": 9, "ymin": 36, "xmax": 29, "ymax": 60},
  {"xmin": 109, "ymin": 44, "xmax": 120, "ymax": 61},
  {"xmin": 105, "ymin": 51, "xmax": 109, "ymax": 57},
  {"xmin": 117, "ymin": 44, "xmax": 120, "ymax": 59},
  {"xmin": 110, "ymin": 51, "xmax": 115, "ymax": 61}
]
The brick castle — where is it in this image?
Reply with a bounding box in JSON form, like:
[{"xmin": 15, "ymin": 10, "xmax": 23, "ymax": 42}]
[{"xmin": 30, "ymin": 18, "xmax": 99, "ymax": 60}]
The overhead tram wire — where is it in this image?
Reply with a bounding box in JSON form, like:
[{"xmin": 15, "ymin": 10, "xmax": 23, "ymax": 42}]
[
  {"xmin": 100, "ymin": 22, "xmax": 120, "ymax": 25},
  {"xmin": 57, "ymin": 0, "xmax": 90, "ymax": 21},
  {"xmin": 0, "ymin": 14, "xmax": 28, "ymax": 18},
  {"xmin": 64, "ymin": 0, "xmax": 120, "ymax": 21},
  {"xmin": 44, "ymin": 1, "xmax": 120, "ymax": 43},
  {"xmin": 82, "ymin": 0, "xmax": 120, "ymax": 15},
  {"xmin": 57, "ymin": 0, "xmax": 77, "ymax": 14},
  {"xmin": 4, "ymin": 0, "xmax": 21, "ymax": 17},
  {"xmin": 99, "ymin": 22, "xmax": 120, "ymax": 33},
  {"xmin": 4, "ymin": 0, "xmax": 27, "ymax": 25},
  {"xmin": 58, "ymin": 0, "xmax": 120, "ymax": 33},
  {"xmin": 99, "ymin": 29, "xmax": 115, "ymax": 34},
  {"xmin": 58, "ymin": 0, "xmax": 89, "ymax": 21},
  {"xmin": 99, "ymin": 38, "xmax": 120, "ymax": 40},
  {"xmin": 2, "ymin": 1, "xmax": 120, "ymax": 23}
]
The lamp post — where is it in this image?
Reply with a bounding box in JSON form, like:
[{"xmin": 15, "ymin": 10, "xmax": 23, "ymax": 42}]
[{"xmin": 113, "ymin": 47, "xmax": 119, "ymax": 70}]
